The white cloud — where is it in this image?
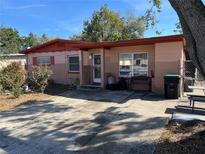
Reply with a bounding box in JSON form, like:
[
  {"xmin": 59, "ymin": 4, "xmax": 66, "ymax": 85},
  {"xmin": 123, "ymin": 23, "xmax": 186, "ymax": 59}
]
[
  {"xmin": 55, "ymin": 20, "xmax": 83, "ymax": 33},
  {"xmin": 4, "ymin": 4, "xmax": 47, "ymax": 10},
  {"xmin": 122, "ymin": 0, "xmax": 151, "ymax": 11},
  {"xmin": 43, "ymin": 28, "xmax": 61, "ymax": 32}
]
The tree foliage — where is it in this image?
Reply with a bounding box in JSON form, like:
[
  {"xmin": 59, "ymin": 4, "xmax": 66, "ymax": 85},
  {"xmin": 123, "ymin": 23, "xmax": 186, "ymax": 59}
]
[
  {"xmin": 142, "ymin": 0, "xmax": 161, "ymax": 29},
  {"xmin": 22, "ymin": 32, "xmax": 39, "ymax": 49},
  {"xmin": 0, "ymin": 27, "xmax": 22, "ymax": 54},
  {"xmin": 71, "ymin": 5, "xmax": 145, "ymax": 41},
  {"xmin": 40, "ymin": 34, "xmax": 51, "ymax": 44},
  {"xmin": 173, "ymin": 21, "xmax": 182, "ymax": 34},
  {"xmin": 122, "ymin": 13, "xmax": 145, "ymax": 40},
  {"xmin": 0, "ymin": 26, "xmax": 52, "ymax": 54}
]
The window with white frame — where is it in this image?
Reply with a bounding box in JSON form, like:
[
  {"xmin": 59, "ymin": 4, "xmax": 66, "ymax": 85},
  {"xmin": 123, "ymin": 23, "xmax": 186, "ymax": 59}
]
[
  {"xmin": 119, "ymin": 53, "xmax": 148, "ymax": 77},
  {"xmin": 37, "ymin": 56, "xmax": 51, "ymax": 65},
  {"xmin": 68, "ymin": 56, "xmax": 79, "ymax": 72}
]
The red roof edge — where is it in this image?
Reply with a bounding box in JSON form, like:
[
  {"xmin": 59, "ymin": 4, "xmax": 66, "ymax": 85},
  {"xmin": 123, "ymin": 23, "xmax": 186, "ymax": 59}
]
[
  {"xmin": 74, "ymin": 34, "xmax": 184, "ymax": 49},
  {"xmin": 22, "ymin": 39, "xmax": 91, "ymax": 54},
  {"xmin": 23, "ymin": 34, "xmax": 184, "ymax": 54},
  {"xmin": 22, "ymin": 39, "xmax": 63, "ymax": 54}
]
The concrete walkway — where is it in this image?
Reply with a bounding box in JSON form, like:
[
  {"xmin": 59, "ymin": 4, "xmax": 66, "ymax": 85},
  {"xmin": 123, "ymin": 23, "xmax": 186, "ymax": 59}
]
[{"xmin": 0, "ymin": 90, "xmax": 177, "ymax": 154}]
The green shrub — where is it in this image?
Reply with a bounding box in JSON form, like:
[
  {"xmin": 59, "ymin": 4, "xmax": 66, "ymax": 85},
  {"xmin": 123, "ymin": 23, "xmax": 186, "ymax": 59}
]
[
  {"xmin": 0, "ymin": 74, "xmax": 12, "ymax": 90},
  {"xmin": 70, "ymin": 78, "xmax": 80, "ymax": 88},
  {"xmin": 0, "ymin": 84, "xmax": 3, "ymax": 94},
  {"xmin": 0, "ymin": 62, "xmax": 26, "ymax": 90},
  {"xmin": 12, "ymin": 85, "xmax": 22, "ymax": 98},
  {"xmin": 29, "ymin": 66, "xmax": 53, "ymax": 92},
  {"xmin": 0, "ymin": 62, "xmax": 26, "ymax": 97}
]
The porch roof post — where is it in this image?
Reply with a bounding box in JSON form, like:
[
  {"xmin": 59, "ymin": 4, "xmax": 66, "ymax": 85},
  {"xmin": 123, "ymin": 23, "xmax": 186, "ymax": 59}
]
[
  {"xmin": 101, "ymin": 48, "xmax": 105, "ymax": 88},
  {"xmin": 79, "ymin": 50, "xmax": 84, "ymax": 85}
]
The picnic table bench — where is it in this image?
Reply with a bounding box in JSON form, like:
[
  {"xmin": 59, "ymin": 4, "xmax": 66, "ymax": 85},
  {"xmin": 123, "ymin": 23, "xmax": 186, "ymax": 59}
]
[
  {"xmin": 188, "ymin": 86, "xmax": 205, "ymax": 90},
  {"xmin": 187, "ymin": 86, "xmax": 205, "ymax": 111}
]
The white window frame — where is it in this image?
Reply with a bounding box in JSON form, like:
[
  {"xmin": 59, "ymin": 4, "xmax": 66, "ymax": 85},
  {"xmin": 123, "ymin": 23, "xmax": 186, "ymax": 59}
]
[
  {"xmin": 37, "ymin": 56, "xmax": 51, "ymax": 65},
  {"xmin": 119, "ymin": 52, "xmax": 148, "ymax": 77},
  {"xmin": 119, "ymin": 53, "xmax": 133, "ymax": 77},
  {"xmin": 68, "ymin": 55, "xmax": 80, "ymax": 72}
]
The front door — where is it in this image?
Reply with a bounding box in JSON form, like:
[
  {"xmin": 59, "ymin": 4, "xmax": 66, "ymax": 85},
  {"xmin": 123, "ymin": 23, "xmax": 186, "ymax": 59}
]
[{"xmin": 93, "ymin": 54, "xmax": 101, "ymax": 83}]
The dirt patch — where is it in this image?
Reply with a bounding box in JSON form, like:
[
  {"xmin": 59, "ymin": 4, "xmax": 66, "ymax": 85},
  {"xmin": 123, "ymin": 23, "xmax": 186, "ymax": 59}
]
[
  {"xmin": 0, "ymin": 93, "xmax": 50, "ymax": 112},
  {"xmin": 154, "ymin": 120, "xmax": 205, "ymax": 154},
  {"xmin": 0, "ymin": 83, "xmax": 71, "ymax": 112}
]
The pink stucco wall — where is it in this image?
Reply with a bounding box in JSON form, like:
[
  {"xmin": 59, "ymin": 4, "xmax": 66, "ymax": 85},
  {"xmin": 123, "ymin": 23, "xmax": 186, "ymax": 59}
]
[
  {"xmin": 80, "ymin": 41, "xmax": 184, "ymax": 95},
  {"xmin": 27, "ymin": 40, "xmax": 185, "ymax": 94},
  {"xmin": 153, "ymin": 42, "xmax": 184, "ymax": 94},
  {"xmin": 27, "ymin": 51, "xmax": 80, "ymax": 84}
]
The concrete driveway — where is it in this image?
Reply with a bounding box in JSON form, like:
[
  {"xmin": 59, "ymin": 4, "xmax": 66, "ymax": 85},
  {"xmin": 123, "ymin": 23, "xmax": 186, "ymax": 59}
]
[{"xmin": 0, "ymin": 90, "xmax": 177, "ymax": 154}]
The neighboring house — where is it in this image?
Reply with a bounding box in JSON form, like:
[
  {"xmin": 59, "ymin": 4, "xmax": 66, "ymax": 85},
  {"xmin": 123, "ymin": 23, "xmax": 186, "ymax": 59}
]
[
  {"xmin": 24, "ymin": 35, "xmax": 185, "ymax": 95},
  {"xmin": 0, "ymin": 54, "xmax": 26, "ymax": 70}
]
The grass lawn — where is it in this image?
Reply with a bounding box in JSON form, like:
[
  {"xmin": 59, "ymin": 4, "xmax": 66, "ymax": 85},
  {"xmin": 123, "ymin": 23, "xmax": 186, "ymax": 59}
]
[
  {"xmin": 154, "ymin": 120, "xmax": 205, "ymax": 154},
  {"xmin": 0, "ymin": 83, "xmax": 72, "ymax": 112}
]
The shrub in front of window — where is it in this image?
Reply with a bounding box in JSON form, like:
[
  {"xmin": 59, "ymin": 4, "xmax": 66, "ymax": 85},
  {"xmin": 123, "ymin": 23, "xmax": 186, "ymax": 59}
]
[
  {"xmin": 29, "ymin": 66, "xmax": 53, "ymax": 92},
  {"xmin": 70, "ymin": 78, "xmax": 80, "ymax": 88},
  {"xmin": 0, "ymin": 62, "xmax": 26, "ymax": 97}
]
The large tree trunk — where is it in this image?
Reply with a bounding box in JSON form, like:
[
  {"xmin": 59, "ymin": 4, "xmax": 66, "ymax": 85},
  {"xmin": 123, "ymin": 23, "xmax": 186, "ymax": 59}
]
[{"xmin": 169, "ymin": 0, "xmax": 205, "ymax": 77}]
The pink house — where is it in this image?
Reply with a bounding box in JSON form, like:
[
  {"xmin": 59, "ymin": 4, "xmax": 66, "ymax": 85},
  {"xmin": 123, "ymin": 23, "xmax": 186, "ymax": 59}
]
[
  {"xmin": 25, "ymin": 39, "xmax": 90, "ymax": 84},
  {"xmin": 24, "ymin": 35, "xmax": 185, "ymax": 95}
]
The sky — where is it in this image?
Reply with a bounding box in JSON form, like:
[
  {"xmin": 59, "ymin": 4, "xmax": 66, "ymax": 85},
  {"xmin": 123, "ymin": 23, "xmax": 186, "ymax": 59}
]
[{"xmin": 0, "ymin": 0, "xmax": 186, "ymax": 39}]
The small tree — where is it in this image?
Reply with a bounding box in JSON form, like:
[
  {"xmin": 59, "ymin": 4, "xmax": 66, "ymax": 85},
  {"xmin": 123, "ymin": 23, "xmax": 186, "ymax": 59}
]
[
  {"xmin": 29, "ymin": 66, "xmax": 53, "ymax": 92},
  {"xmin": 70, "ymin": 78, "xmax": 80, "ymax": 88}
]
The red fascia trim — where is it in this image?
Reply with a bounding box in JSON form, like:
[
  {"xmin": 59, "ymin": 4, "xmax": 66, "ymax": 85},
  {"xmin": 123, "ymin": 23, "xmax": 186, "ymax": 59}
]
[
  {"xmin": 22, "ymin": 39, "xmax": 87, "ymax": 54},
  {"xmin": 22, "ymin": 39, "xmax": 63, "ymax": 54},
  {"xmin": 23, "ymin": 35, "xmax": 184, "ymax": 53},
  {"xmin": 25, "ymin": 48, "xmax": 81, "ymax": 54},
  {"xmin": 75, "ymin": 35, "xmax": 184, "ymax": 49}
]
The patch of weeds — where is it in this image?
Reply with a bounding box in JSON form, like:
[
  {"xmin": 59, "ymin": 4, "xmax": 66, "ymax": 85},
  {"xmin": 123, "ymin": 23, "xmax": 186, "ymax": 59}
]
[
  {"xmin": 12, "ymin": 86, "xmax": 23, "ymax": 98},
  {"xmin": 161, "ymin": 136, "xmax": 171, "ymax": 143},
  {"xmin": 154, "ymin": 120, "xmax": 205, "ymax": 154}
]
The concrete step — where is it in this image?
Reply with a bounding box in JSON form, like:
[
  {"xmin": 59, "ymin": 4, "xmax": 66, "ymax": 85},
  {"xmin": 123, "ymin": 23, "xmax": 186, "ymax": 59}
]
[{"xmin": 77, "ymin": 84, "xmax": 102, "ymax": 91}]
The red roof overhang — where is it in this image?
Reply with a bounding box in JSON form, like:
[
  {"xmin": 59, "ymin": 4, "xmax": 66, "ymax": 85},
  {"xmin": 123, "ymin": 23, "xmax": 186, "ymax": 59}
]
[
  {"xmin": 22, "ymin": 39, "xmax": 95, "ymax": 54},
  {"xmin": 73, "ymin": 35, "xmax": 184, "ymax": 50},
  {"xmin": 23, "ymin": 34, "xmax": 184, "ymax": 54}
]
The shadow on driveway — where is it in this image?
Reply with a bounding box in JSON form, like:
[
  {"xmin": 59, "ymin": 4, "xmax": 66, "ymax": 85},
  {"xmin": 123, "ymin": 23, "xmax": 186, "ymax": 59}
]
[
  {"xmin": 59, "ymin": 90, "xmax": 136, "ymax": 103},
  {"xmin": 0, "ymin": 90, "xmax": 170, "ymax": 154}
]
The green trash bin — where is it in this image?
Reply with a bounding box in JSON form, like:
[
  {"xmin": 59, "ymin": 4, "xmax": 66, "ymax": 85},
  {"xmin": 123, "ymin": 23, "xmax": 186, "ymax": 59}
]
[{"xmin": 164, "ymin": 74, "xmax": 180, "ymax": 99}]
